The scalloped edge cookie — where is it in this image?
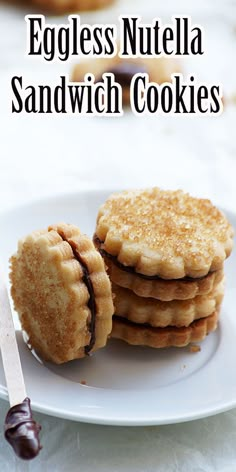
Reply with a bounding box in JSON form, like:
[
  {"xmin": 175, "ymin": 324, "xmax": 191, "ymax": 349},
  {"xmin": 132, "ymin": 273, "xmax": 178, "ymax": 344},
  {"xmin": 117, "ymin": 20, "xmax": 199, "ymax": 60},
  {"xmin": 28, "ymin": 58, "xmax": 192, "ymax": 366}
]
[
  {"xmin": 98, "ymin": 254, "xmax": 224, "ymax": 301},
  {"xmin": 112, "ymin": 280, "xmax": 224, "ymax": 327},
  {"xmin": 111, "ymin": 311, "xmax": 219, "ymax": 348},
  {"xmin": 10, "ymin": 223, "xmax": 114, "ymax": 364},
  {"xmin": 95, "ymin": 188, "xmax": 234, "ymax": 279}
]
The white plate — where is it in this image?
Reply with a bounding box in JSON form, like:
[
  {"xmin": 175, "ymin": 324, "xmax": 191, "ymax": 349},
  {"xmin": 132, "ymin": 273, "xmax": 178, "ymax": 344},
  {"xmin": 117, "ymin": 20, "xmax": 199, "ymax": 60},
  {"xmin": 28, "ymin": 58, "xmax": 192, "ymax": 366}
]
[{"xmin": 0, "ymin": 190, "xmax": 235, "ymax": 426}]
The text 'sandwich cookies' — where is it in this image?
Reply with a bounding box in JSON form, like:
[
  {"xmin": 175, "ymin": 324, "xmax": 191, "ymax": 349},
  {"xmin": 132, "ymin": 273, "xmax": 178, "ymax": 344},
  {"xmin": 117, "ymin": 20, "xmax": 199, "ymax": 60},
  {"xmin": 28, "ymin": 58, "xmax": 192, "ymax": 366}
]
[
  {"xmin": 10, "ymin": 223, "xmax": 114, "ymax": 364},
  {"xmin": 94, "ymin": 188, "xmax": 233, "ymax": 348}
]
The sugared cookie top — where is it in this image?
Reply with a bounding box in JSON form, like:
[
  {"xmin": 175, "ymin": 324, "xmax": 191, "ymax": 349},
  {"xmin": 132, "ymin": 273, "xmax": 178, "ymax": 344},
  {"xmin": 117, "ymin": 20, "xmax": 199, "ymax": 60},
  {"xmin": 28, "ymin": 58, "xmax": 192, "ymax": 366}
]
[{"xmin": 95, "ymin": 188, "xmax": 234, "ymax": 279}]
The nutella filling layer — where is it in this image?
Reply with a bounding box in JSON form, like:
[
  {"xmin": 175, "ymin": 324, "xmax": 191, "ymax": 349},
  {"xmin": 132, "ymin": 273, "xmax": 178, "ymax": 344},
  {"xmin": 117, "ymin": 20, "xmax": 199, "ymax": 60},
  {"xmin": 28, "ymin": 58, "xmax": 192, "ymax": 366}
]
[
  {"xmin": 108, "ymin": 62, "xmax": 147, "ymax": 88},
  {"xmin": 96, "ymin": 63, "xmax": 147, "ymax": 89},
  {"xmin": 94, "ymin": 235, "xmax": 214, "ymax": 282},
  {"xmin": 58, "ymin": 234, "xmax": 96, "ymax": 355},
  {"xmin": 113, "ymin": 314, "xmax": 211, "ymax": 331}
]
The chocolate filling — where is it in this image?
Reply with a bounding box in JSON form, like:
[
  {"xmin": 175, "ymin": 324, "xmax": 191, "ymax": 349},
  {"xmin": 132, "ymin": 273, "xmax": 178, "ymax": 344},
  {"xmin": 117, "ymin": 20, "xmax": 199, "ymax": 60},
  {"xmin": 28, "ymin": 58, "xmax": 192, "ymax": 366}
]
[
  {"xmin": 113, "ymin": 314, "xmax": 203, "ymax": 331},
  {"xmin": 108, "ymin": 62, "xmax": 147, "ymax": 88},
  {"xmin": 5, "ymin": 397, "xmax": 41, "ymax": 460},
  {"xmin": 58, "ymin": 234, "xmax": 96, "ymax": 355},
  {"xmin": 96, "ymin": 63, "xmax": 147, "ymax": 93},
  {"xmin": 94, "ymin": 235, "xmax": 211, "ymax": 282}
]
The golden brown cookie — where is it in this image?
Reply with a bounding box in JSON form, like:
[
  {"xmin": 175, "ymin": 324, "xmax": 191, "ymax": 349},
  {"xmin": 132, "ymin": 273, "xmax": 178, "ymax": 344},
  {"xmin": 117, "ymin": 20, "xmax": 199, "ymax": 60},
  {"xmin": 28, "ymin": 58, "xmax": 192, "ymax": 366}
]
[
  {"xmin": 95, "ymin": 188, "xmax": 233, "ymax": 279},
  {"xmin": 17, "ymin": 0, "xmax": 115, "ymax": 13},
  {"xmin": 100, "ymin": 255, "xmax": 224, "ymax": 301},
  {"xmin": 111, "ymin": 311, "xmax": 219, "ymax": 348},
  {"xmin": 71, "ymin": 55, "xmax": 181, "ymax": 105},
  {"xmin": 112, "ymin": 280, "xmax": 224, "ymax": 328},
  {"xmin": 10, "ymin": 223, "xmax": 114, "ymax": 364}
]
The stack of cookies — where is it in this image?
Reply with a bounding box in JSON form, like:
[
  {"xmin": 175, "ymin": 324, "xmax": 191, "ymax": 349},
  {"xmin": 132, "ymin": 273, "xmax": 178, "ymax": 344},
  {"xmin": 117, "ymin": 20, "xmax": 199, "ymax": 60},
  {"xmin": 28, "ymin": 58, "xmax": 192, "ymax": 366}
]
[{"xmin": 94, "ymin": 188, "xmax": 234, "ymax": 349}]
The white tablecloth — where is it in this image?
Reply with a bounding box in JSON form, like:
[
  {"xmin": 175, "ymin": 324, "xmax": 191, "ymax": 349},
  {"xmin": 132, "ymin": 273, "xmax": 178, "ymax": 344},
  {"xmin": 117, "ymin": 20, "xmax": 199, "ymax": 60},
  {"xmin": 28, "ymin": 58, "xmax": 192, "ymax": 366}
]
[{"xmin": 1, "ymin": 0, "xmax": 236, "ymax": 470}]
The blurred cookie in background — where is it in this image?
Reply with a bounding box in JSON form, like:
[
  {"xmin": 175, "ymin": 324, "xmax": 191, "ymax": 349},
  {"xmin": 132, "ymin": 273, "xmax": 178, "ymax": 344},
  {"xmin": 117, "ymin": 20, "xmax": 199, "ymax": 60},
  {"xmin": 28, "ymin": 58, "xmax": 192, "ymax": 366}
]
[
  {"xmin": 5, "ymin": 0, "xmax": 115, "ymax": 13},
  {"xmin": 71, "ymin": 54, "xmax": 181, "ymax": 105}
]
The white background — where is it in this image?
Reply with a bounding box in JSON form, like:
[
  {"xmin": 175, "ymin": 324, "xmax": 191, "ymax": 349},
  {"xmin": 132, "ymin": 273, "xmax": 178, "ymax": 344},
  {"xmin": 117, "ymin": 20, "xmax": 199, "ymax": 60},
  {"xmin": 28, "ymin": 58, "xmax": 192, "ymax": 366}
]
[{"xmin": 0, "ymin": 0, "xmax": 236, "ymax": 470}]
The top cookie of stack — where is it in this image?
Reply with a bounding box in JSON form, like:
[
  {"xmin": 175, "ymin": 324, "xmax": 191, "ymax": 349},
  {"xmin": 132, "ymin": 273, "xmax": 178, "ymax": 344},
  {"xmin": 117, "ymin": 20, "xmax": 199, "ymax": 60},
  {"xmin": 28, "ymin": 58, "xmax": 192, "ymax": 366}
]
[{"xmin": 94, "ymin": 188, "xmax": 233, "ymax": 348}]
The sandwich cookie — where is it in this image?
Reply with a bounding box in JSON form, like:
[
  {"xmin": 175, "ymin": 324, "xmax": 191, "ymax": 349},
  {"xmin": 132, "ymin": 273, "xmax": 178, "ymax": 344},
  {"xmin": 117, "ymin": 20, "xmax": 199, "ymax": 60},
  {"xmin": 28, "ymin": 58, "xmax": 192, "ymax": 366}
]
[
  {"xmin": 10, "ymin": 223, "xmax": 114, "ymax": 364},
  {"xmin": 95, "ymin": 188, "xmax": 233, "ymax": 348}
]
